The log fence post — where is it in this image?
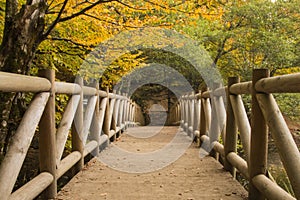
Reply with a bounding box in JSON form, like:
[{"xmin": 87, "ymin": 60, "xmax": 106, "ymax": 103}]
[
  {"xmin": 109, "ymin": 94, "xmax": 116, "ymax": 141},
  {"xmin": 177, "ymin": 103, "xmax": 180, "ymax": 123},
  {"xmin": 180, "ymin": 99, "xmax": 184, "ymax": 129},
  {"xmin": 126, "ymin": 97, "xmax": 130, "ymax": 127},
  {"xmin": 121, "ymin": 93, "xmax": 127, "ymax": 129},
  {"xmin": 188, "ymin": 93, "xmax": 195, "ymax": 137},
  {"xmin": 38, "ymin": 69, "xmax": 57, "ymax": 199},
  {"xmin": 103, "ymin": 88, "xmax": 110, "ymax": 137},
  {"xmin": 131, "ymin": 101, "xmax": 135, "ymax": 125},
  {"xmin": 90, "ymin": 80, "xmax": 100, "ymax": 156},
  {"xmin": 122, "ymin": 95, "xmax": 126, "ymax": 128},
  {"xmin": 129, "ymin": 101, "xmax": 133, "ymax": 126},
  {"xmin": 199, "ymin": 89, "xmax": 207, "ymax": 140},
  {"xmin": 113, "ymin": 93, "xmax": 120, "ymax": 136},
  {"xmin": 118, "ymin": 93, "xmax": 124, "ymax": 130},
  {"xmin": 188, "ymin": 95, "xmax": 191, "ymax": 134},
  {"xmin": 209, "ymin": 83, "xmax": 221, "ymax": 159},
  {"xmin": 249, "ymin": 69, "xmax": 269, "ymax": 200},
  {"xmin": 224, "ymin": 77, "xmax": 239, "ymax": 177},
  {"xmin": 72, "ymin": 76, "xmax": 84, "ymax": 172},
  {"xmin": 184, "ymin": 96, "xmax": 189, "ymax": 132},
  {"xmin": 194, "ymin": 91, "xmax": 201, "ymax": 132}
]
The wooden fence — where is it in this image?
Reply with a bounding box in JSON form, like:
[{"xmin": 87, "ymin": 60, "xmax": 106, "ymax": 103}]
[
  {"xmin": 178, "ymin": 69, "xmax": 300, "ymax": 200},
  {"xmin": 1, "ymin": 68, "xmax": 299, "ymax": 200},
  {"xmin": 0, "ymin": 69, "xmax": 137, "ymax": 200}
]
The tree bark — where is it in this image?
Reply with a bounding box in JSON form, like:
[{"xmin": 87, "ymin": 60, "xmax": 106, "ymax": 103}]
[
  {"xmin": 0, "ymin": 0, "xmax": 47, "ymax": 73},
  {"xmin": 0, "ymin": 0, "xmax": 47, "ymax": 154}
]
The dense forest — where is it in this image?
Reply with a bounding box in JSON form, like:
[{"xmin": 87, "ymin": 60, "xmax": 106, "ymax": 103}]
[{"xmin": 0, "ymin": 0, "xmax": 299, "ymax": 194}]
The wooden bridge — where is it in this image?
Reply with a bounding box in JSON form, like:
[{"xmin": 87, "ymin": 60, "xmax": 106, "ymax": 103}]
[{"xmin": 0, "ymin": 69, "xmax": 299, "ymax": 200}]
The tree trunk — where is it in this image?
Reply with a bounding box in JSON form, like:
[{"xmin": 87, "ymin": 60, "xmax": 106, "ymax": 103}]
[
  {"xmin": 0, "ymin": 0, "xmax": 47, "ymax": 154},
  {"xmin": 0, "ymin": 0, "xmax": 47, "ymax": 73}
]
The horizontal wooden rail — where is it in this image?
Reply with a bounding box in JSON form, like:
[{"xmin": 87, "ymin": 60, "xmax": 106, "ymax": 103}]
[
  {"xmin": 195, "ymin": 93, "xmax": 202, "ymax": 99},
  {"xmin": 212, "ymin": 141, "xmax": 225, "ymax": 157},
  {"xmin": 227, "ymin": 152, "xmax": 249, "ymax": 180},
  {"xmin": 256, "ymin": 73, "xmax": 300, "ymax": 93},
  {"xmin": 0, "ymin": 72, "xmax": 51, "ymax": 92},
  {"xmin": 83, "ymin": 86, "xmax": 97, "ymax": 96},
  {"xmin": 9, "ymin": 172, "xmax": 54, "ymax": 200},
  {"xmin": 230, "ymin": 81, "xmax": 252, "ymax": 94},
  {"xmin": 252, "ymin": 174, "xmax": 296, "ymax": 200},
  {"xmin": 83, "ymin": 140, "xmax": 99, "ymax": 157},
  {"xmin": 213, "ymin": 86, "xmax": 227, "ymax": 97},
  {"xmin": 55, "ymin": 82, "xmax": 81, "ymax": 94},
  {"xmin": 201, "ymin": 90, "xmax": 211, "ymax": 98},
  {"xmin": 57, "ymin": 151, "xmax": 82, "ymax": 179}
]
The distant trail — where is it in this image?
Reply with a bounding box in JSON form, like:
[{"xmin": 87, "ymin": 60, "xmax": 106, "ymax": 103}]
[{"xmin": 57, "ymin": 126, "xmax": 247, "ymax": 200}]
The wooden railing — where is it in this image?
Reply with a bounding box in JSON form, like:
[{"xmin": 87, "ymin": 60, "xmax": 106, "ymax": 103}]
[
  {"xmin": 178, "ymin": 69, "xmax": 300, "ymax": 200},
  {"xmin": 0, "ymin": 69, "xmax": 137, "ymax": 200},
  {"xmin": 1, "ymin": 68, "xmax": 299, "ymax": 200}
]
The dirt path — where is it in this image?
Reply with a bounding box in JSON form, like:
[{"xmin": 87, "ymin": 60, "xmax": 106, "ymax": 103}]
[{"xmin": 57, "ymin": 126, "xmax": 247, "ymax": 200}]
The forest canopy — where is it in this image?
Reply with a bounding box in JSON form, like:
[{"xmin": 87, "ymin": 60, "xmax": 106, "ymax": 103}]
[{"xmin": 0, "ymin": 0, "xmax": 299, "ymax": 82}]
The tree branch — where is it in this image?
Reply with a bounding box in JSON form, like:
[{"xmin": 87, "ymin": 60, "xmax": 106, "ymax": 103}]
[
  {"xmin": 84, "ymin": 13, "xmax": 172, "ymax": 28},
  {"xmin": 58, "ymin": 0, "xmax": 114, "ymax": 23},
  {"xmin": 46, "ymin": 11, "xmax": 60, "ymax": 14},
  {"xmin": 43, "ymin": 0, "xmax": 69, "ymax": 39},
  {"xmin": 83, "ymin": 13, "xmax": 142, "ymax": 28},
  {"xmin": 36, "ymin": 48, "xmax": 86, "ymax": 60},
  {"xmin": 47, "ymin": 0, "xmax": 56, "ymax": 8},
  {"xmin": 49, "ymin": 37, "xmax": 96, "ymax": 48},
  {"xmin": 56, "ymin": 49, "xmax": 86, "ymax": 60},
  {"xmin": 46, "ymin": 2, "xmax": 65, "ymax": 13},
  {"xmin": 142, "ymin": 0, "xmax": 213, "ymax": 15},
  {"xmin": 213, "ymin": 37, "xmax": 228, "ymax": 65}
]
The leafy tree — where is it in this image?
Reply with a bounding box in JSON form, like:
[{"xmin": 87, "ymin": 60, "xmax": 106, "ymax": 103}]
[
  {"xmin": 181, "ymin": 0, "xmax": 300, "ymax": 81},
  {"xmin": 0, "ymin": 0, "xmax": 220, "ymax": 154}
]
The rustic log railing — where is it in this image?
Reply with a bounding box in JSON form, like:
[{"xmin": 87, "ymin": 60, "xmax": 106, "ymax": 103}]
[
  {"xmin": 178, "ymin": 69, "xmax": 300, "ymax": 200},
  {"xmin": 1, "ymin": 68, "xmax": 299, "ymax": 200},
  {"xmin": 0, "ymin": 69, "xmax": 136, "ymax": 200}
]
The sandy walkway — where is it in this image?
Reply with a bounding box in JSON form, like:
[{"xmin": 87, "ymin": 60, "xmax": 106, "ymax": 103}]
[{"xmin": 57, "ymin": 126, "xmax": 247, "ymax": 200}]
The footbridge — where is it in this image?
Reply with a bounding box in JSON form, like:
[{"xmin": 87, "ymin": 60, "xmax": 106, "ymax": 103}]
[{"xmin": 0, "ymin": 69, "xmax": 299, "ymax": 200}]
